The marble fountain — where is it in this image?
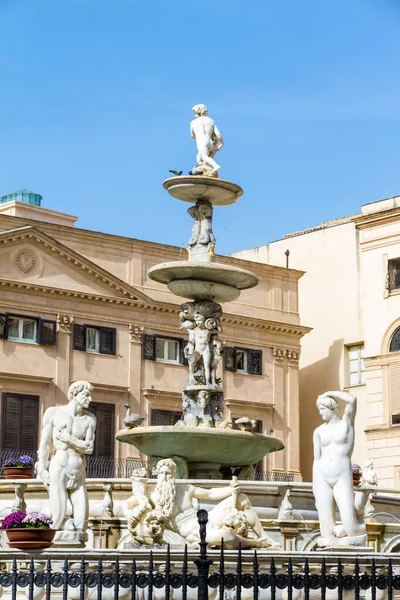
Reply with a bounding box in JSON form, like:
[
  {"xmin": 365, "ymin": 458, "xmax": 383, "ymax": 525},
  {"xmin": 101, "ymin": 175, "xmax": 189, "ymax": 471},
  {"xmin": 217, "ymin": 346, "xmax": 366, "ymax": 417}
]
[{"xmin": 116, "ymin": 103, "xmax": 284, "ymax": 481}]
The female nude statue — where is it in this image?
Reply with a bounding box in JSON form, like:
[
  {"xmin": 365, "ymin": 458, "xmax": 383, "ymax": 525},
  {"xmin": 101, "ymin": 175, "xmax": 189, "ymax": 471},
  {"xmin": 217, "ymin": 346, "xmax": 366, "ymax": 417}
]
[{"xmin": 313, "ymin": 390, "xmax": 366, "ymax": 546}]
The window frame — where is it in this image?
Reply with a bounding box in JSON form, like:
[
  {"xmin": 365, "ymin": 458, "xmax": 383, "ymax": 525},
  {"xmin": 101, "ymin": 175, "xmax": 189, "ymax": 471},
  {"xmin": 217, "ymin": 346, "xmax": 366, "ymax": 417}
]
[
  {"xmin": 1, "ymin": 393, "xmax": 39, "ymax": 452},
  {"xmin": 142, "ymin": 333, "xmax": 186, "ymax": 365},
  {"xmin": 0, "ymin": 313, "xmax": 57, "ymax": 346},
  {"xmin": 7, "ymin": 315, "xmax": 38, "ymax": 344},
  {"xmin": 346, "ymin": 343, "xmax": 366, "ymax": 387},
  {"xmin": 224, "ymin": 346, "xmax": 263, "ymax": 376},
  {"xmin": 387, "ymin": 258, "xmax": 400, "ymax": 292},
  {"xmin": 72, "ymin": 324, "xmax": 117, "ymax": 356},
  {"xmin": 155, "ymin": 336, "xmax": 181, "ymax": 364}
]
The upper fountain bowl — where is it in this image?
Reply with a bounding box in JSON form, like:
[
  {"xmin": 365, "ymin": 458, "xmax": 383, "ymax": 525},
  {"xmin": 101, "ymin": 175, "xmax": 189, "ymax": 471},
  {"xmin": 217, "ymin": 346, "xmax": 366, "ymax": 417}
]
[{"xmin": 163, "ymin": 176, "xmax": 243, "ymax": 206}]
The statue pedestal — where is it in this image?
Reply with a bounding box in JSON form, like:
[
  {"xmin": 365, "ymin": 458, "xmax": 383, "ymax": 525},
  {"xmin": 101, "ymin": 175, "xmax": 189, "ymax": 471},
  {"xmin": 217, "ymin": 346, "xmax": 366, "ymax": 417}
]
[
  {"xmin": 317, "ymin": 533, "xmax": 369, "ymax": 550},
  {"xmin": 52, "ymin": 530, "xmax": 88, "ymax": 548}
]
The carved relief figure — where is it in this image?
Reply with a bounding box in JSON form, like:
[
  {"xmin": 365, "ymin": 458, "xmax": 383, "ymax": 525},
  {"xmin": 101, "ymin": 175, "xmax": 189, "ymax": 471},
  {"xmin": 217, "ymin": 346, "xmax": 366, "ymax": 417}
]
[
  {"xmin": 126, "ymin": 459, "xmax": 277, "ymax": 549},
  {"xmin": 180, "ymin": 301, "xmax": 223, "ymax": 388},
  {"xmin": 37, "ymin": 381, "xmax": 96, "ymax": 533},
  {"xmin": 313, "ymin": 391, "xmax": 366, "ymax": 547},
  {"xmin": 190, "ymin": 104, "xmax": 224, "ymax": 175}
]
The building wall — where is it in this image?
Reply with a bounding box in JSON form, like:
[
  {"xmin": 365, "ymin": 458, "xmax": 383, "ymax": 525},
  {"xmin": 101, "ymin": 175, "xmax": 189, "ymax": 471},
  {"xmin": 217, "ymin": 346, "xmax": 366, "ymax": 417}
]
[
  {"xmin": 0, "ymin": 209, "xmax": 308, "ymax": 480},
  {"xmin": 233, "ymin": 220, "xmax": 368, "ymax": 481},
  {"xmin": 234, "ymin": 196, "xmax": 400, "ymax": 486}
]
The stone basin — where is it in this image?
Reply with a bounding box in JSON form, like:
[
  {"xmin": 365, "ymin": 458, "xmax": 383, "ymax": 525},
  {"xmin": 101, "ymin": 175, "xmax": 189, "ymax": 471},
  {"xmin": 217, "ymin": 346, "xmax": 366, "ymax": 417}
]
[
  {"xmin": 148, "ymin": 261, "xmax": 258, "ymax": 302},
  {"xmin": 163, "ymin": 176, "xmax": 243, "ymax": 206},
  {"xmin": 116, "ymin": 426, "xmax": 284, "ymax": 478}
]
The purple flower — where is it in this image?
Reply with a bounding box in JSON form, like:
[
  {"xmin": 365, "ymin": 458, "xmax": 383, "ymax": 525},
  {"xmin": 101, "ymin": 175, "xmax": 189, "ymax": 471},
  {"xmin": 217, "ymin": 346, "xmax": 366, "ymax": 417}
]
[
  {"xmin": 22, "ymin": 512, "xmax": 52, "ymax": 528},
  {"xmin": 2, "ymin": 455, "xmax": 35, "ymax": 468},
  {"xmin": 1, "ymin": 511, "xmax": 26, "ymax": 529},
  {"xmin": 352, "ymin": 463, "xmax": 362, "ymax": 474},
  {"xmin": 1, "ymin": 510, "xmax": 52, "ymax": 529},
  {"xmin": 19, "ymin": 456, "xmax": 35, "ymax": 467}
]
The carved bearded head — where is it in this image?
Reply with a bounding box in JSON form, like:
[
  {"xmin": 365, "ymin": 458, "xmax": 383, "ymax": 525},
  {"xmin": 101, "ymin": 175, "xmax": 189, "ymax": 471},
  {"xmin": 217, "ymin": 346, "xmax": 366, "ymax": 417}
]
[{"xmin": 154, "ymin": 459, "xmax": 177, "ymax": 519}]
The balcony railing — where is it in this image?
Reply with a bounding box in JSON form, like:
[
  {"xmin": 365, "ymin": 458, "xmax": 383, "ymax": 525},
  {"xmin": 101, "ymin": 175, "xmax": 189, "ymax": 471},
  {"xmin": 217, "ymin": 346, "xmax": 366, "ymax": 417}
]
[{"xmin": 0, "ymin": 449, "xmax": 294, "ymax": 481}]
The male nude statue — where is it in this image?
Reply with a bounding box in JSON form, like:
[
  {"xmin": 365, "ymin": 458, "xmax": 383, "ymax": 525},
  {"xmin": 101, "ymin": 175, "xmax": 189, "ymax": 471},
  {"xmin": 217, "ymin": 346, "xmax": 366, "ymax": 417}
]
[
  {"xmin": 185, "ymin": 312, "xmax": 213, "ymax": 385},
  {"xmin": 190, "ymin": 104, "xmax": 224, "ymax": 174},
  {"xmin": 313, "ymin": 391, "xmax": 366, "ymax": 546},
  {"xmin": 37, "ymin": 381, "xmax": 96, "ymax": 532},
  {"xmin": 127, "ymin": 458, "xmax": 276, "ymax": 549}
]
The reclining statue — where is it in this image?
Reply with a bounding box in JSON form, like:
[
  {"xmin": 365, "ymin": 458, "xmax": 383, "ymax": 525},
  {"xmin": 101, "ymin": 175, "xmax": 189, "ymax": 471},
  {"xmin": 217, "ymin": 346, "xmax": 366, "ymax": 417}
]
[{"xmin": 126, "ymin": 458, "xmax": 278, "ymax": 549}]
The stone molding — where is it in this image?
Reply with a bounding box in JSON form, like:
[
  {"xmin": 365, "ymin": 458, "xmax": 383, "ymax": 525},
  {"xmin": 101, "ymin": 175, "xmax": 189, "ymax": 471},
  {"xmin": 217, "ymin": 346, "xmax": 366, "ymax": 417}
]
[
  {"xmin": 57, "ymin": 313, "xmax": 73, "ymax": 333},
  {"xmin": 0, "ymin": 226, "xmax": 151, "ymax": 302},
  {"xmin": 272, "ymin": 348, "xmax": 300, "ymax": 364},
  {"xmin": 129, "ymin": 324, "xmax": 144, "ymax": 343}
]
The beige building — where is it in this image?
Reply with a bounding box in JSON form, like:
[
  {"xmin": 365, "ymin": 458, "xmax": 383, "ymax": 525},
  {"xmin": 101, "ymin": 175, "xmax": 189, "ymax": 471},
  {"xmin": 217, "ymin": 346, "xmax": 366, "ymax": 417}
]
[
  {"xmin": 0, "ymin": 191, "xmax": 309, "ymax": 480},
  {"xmin": 234, "ymin": 194, "xmax": 400, "ymax": 486}
]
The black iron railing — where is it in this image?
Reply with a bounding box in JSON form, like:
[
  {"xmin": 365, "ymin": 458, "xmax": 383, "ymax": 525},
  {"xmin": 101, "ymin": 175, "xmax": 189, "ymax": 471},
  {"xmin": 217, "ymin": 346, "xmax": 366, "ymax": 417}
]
[{"xmin": 0, "ymin": 510, "xmax": 399, "ymax": 599}]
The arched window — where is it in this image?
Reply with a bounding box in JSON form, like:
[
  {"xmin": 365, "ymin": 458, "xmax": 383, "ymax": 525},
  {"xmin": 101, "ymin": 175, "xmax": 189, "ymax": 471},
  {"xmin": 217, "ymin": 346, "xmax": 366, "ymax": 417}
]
[{"xmin": 390, "ymin": 328, "xmax": 400, "ymax": 353}]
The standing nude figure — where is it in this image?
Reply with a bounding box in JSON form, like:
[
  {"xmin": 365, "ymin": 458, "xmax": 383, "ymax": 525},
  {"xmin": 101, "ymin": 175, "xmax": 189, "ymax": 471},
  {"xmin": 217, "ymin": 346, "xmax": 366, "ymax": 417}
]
[
  {"xmin": 190, "ymin": 104, "xmax": 224, "ymax": 175},
  {"xmin": 37, "ymin": 381, "xmax": 96, "ymax": 532},
  {"xmin": 313, "ymin": 391, "xmax": 366, "ymax": 546}
]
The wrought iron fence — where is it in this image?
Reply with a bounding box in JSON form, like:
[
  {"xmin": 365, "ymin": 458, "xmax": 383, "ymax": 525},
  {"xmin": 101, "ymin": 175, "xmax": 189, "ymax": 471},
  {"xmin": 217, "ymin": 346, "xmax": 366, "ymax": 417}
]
[{"xmin": 0, "ymin": 510, "xmax": 399, "ymax": 599}]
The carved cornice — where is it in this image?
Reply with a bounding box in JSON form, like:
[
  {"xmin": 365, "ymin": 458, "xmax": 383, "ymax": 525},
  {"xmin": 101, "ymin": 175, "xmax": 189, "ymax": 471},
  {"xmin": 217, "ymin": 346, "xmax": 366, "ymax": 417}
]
[
  {"xmin": 129, "ymin": 324, "xmax": 144, "ymax": 343},
  {"xmin": 222, "ymin": 316, "xmax": 311, "ymax": 339},
  {"xmin": 57, "ymin": 313, "xmax": 73, "ymax": 333},
  {"xmin": 0, "ymin": 277, "xmax": 310, "ymax": 339}
]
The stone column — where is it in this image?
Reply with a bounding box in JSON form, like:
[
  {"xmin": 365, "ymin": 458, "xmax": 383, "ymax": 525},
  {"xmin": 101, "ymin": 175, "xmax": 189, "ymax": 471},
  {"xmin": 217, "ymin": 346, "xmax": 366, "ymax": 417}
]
[
  {"xmin": 127, "ymin": 324, "xmax": 144, "ymax": 459},
  {"xmin": 286, "ymin": 350, "xmax": 302, "ymax": 480},
  {"xmin": 271, "ymin": 348, "xmax": 286, "ymax": 473},
  {"xmin": 55, "ymin": 314, "xmax": 73, "ymax": 407}
]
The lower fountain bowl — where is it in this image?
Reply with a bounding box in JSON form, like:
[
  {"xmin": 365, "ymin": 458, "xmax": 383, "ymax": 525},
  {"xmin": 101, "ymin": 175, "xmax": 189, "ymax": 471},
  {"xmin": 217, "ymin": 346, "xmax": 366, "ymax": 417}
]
[{"xmin": 116, "ymin": 426, "xmax": 284, "ymax": 478}]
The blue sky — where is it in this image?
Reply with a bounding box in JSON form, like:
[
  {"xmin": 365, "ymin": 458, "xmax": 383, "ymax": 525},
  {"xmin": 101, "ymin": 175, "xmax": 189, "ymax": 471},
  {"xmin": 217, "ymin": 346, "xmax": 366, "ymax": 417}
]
[{"xmin": 1, "ymin": 0, "xmax": 400, "ymax": 255}]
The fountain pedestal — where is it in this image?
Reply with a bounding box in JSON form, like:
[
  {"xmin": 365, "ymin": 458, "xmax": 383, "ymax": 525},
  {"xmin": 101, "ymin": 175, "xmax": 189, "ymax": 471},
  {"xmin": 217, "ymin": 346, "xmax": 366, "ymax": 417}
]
[{"xmin": 117, "ymin": 108, "xmax": 285, "ymax": 483}]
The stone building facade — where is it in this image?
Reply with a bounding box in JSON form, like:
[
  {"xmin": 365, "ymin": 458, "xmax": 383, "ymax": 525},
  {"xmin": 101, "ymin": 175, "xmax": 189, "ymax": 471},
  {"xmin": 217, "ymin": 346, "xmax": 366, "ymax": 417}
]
[
  {"xmin": 234, "ymin": 194, "xmax": 400, "ymax": 487},
  {"xmin": 0, "ymin": 195, "xmax": 309, "ymax": 480}
]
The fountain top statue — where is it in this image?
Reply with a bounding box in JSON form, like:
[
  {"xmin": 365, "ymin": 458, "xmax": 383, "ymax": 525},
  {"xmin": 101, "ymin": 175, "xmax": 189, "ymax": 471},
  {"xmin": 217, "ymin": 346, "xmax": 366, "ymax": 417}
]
[
  {"xmin": 190, "ymin": 104, "xmax": 224, "ymax": 177},
  {"xmin": 163, "ymin": 103, "xmax": 242, "ymax": 206}
]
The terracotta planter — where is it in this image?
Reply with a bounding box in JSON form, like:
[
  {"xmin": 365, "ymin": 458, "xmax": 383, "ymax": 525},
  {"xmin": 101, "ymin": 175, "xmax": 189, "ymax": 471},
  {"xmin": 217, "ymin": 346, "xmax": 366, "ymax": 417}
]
[
  {"xmin": 353, "ymin": 473, "xmax": 362, "ymax": 486},
  {"xmin": 6, "ymin": 528, "xmax": 55, "ymax": 550},
  {"xmin": 2, "ymin": 467, "xmax": 34, "ymax": 479}
]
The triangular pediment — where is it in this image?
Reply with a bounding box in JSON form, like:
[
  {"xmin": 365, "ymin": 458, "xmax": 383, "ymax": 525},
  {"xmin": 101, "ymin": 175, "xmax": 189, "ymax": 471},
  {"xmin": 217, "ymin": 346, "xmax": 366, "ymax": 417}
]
[{"xmin": 0, "ymin": 226, "xmax": 153, "ymax": 302}]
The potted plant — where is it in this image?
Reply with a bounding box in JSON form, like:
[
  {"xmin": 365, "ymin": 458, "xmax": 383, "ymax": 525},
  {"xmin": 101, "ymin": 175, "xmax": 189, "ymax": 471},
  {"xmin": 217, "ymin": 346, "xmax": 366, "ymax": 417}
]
[
  {"xmin": 352, "ymin": 463, "xmax": 362, "ymax": 486},
  {"xmin": 2, "ymin": 455, "xmax": 35, "ymax": 479},
  {"xmin": 1, "ymin": 511, "xmax": 54, "ymax": 549}
]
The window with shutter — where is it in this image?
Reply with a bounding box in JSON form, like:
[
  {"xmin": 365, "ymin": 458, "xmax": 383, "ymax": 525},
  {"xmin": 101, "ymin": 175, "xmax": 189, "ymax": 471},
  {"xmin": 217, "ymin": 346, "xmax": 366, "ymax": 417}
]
[
  {"xmin": 1, "ymin": 394, "xmax": 39, "ymax": 451},
  {"xmin": 0, "ymin": 314, "xmax": 7, "ymax": 340},
  {"xmin": 73, "ymin": 324, "xmax": 86, "ymax": 350},
  {"xmin": 99, "ymin": 328, "xmax": 116, "ymax": 355},
  {"xmin": 142, "ymin": 334, "xmax": 156, "ymax": 360},
  {"xmin": 39, "ymin": 320, "xmax": 57, "ymax": 345},
  {"xmin": 151, "ymin": 409, "xmax": 182, "ymax": 426},
  {"xmin": 224, "ymin": 347, "xmax": 236, "ymax": 371},
  {"xmin": 89, "ymin": 402, "xmax": 114, "ymax": 457},
  {"xmin": 390, "ymin": 362, "xmax": 400, "ymax": 424},
  {"xmin": 247, "ymin": 349, "xmax": 262, "ymax": 376}
]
